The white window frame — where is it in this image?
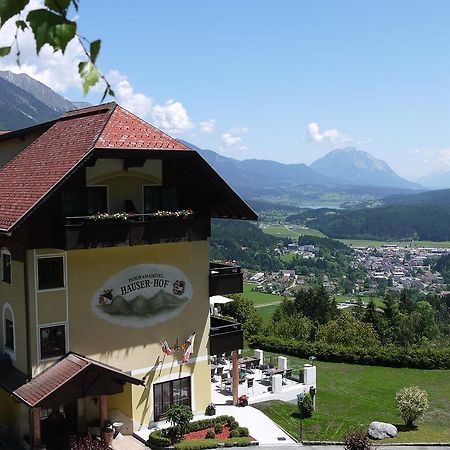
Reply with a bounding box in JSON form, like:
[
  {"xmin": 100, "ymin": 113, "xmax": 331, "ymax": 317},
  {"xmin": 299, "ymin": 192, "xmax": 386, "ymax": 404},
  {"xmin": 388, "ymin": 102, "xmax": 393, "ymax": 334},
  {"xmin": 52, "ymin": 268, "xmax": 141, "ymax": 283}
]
[
  {"xmin": 2, "ymin": 303, "xmax": 16, "ymax": 360},
  {"xmin": 36, "ymin": 254, "xmax": 66, "ymax": 293},
  {"xmin": 1, "ymin": 248, "xmax": 12, "ymax": 284},
  {"xmin": 38, "ymin": 321, "xmax": 68, "ymax": 363}
]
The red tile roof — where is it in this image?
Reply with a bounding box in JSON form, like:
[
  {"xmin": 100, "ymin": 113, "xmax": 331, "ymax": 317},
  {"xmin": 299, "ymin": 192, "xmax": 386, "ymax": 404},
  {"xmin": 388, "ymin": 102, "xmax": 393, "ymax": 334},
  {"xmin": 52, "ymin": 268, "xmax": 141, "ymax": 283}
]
[
  {"xmin": 13, "ymin": 353, "xmax": 143, "ymax": 408},
  {"xmin": 0, "ymin": 103, "xmax": 191, "ymax": 232},
  {"xmin": 96, "ymin": 106, "xmax": 190, "ymax": 150}
]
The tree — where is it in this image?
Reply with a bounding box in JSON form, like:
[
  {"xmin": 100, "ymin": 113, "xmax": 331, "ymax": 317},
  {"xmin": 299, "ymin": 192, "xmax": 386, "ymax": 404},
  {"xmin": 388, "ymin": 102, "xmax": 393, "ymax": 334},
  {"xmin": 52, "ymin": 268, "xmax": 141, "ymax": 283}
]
[
  {"xmin": 165, "ymin": 404, "xmax": 193, "ymax": 443},
  {"xmin": 317, "ymin": 312, "xmax": 380, "ymax": 348},
  {"xmin": 268, "ymin": 310, "xmax": 313, "ymax": 341},
  {"xmin": 294, "ymin": 285, "xmax": 338, "ymax": 325},
  {"xmin": 395, "ymin": 386, "xmax": 429, "ymax": 428},
  {"xmin": 0, "ymin": 0, "xmax": 112, "ymax": 98},
  {"xmin": 219, "ymin": 294, "xmax": 263, "ymax": 337}
]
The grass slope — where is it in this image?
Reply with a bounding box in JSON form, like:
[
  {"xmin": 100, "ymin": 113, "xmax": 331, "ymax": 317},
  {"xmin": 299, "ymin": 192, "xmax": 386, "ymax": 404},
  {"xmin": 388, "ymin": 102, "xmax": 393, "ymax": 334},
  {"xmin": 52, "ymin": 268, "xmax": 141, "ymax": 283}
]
[
  {"xmin": 262, "ymin": 225, "xmax": 326, "ymax": 239},
  {"xmin": 253, "ymin": 354, "xmax": 450, "ymax": 443},
  {"xmin": 243, "ymin": 283, "xmax": 283, "ymax": 306}
]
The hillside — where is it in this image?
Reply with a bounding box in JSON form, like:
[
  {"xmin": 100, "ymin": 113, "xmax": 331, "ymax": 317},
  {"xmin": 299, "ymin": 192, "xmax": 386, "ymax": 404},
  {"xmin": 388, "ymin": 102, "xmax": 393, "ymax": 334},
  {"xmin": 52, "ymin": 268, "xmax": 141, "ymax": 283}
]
[
  {"xmin": 382, "ymin": 188, "xmax": 450, "ymax": 208},
  {"xmin": 311, "ymin": 147, "xmax": 421, "ymax": 189},
  {"xmin": 417, "ymin": 170, "xmax": 450, "ymax": 189},
  {"xmin": 287, "ymin": 204, "xmax": 450, "ymax": 241}
]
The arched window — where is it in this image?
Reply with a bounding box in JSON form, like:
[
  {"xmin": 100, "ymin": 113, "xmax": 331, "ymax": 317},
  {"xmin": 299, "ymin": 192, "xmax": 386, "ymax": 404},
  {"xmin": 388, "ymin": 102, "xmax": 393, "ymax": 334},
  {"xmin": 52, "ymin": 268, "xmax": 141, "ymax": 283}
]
[
  {"xmin": 1, "ymin": 248, "xmax": 11, "ymax": 284},
  {"xmin": 2, "ymin": 303, "xmax": 15, "ymax": 359}
]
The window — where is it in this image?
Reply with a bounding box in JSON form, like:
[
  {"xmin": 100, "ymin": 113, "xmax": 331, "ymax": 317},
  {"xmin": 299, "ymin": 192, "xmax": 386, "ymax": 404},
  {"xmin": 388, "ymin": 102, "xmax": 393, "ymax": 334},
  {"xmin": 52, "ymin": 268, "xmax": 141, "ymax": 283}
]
[
  {"xmin": 40, "ymin": 324, "xmax": 66, "ymax": 360},
  {"xmin": 1, "ymin": 249, "xmax": 11, "ymax": 284},
  {"xmin": 153, "ymin": 377, "xmax": 191, "ymax": 421},
  {"xmin": 38, "ymin": 257, "xmax": 64, "ymax": 290},
  {"xmin": 87, "ymin": 186, "xmax": 108, "ymax": 215},
  {"xmin": 5, "ymin": 318, "xmax": 14, "ymax": 351},
  {"xmin": 2, "ymin": 304, "xmax": 15, "ymax": 358},
  {"xmin": 144, "ymin": 186, "xmax": 179, "ymax": 213}
]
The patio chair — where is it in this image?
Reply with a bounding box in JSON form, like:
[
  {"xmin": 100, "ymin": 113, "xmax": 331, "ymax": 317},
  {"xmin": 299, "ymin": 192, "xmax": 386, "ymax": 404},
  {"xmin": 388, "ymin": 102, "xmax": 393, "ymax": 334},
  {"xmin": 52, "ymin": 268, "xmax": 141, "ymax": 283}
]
[
  {"xmin": 215, "ymin": 366, "xmax": 224, "ymax": 381},
  {"xmin": 211, "ymin": 367, "xmax": 216, "ymax": 382},
  {"xmin": 284, "ymin": 368, "xmax": 293, "ymax": 380},
  {"xmin": 221, "ymin": 372, "xmax": 231, "ymax": 391},
  {"xmin": 247, "ymin": 377, "xmax": 254, "ymax": 393}
]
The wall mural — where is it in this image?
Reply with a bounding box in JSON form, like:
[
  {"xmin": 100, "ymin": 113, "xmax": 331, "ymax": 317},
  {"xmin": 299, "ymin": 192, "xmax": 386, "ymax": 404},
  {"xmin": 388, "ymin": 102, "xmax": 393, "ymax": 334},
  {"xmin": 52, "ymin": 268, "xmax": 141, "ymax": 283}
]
[{"xmin": 92, "ymin": 264, "xmax": 193, "ymax": 328}]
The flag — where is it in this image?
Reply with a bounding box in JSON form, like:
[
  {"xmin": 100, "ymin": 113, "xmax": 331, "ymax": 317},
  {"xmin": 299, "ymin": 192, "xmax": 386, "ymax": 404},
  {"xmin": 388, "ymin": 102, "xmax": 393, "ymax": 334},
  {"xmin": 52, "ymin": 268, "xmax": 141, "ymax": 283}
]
[
  {"xmin": 181, "ymin": 332, "xmax": 196, "ymax": 363},
  {"xmin": 160, "ymin": 340, "xmax": 173, "ymax": 356}
]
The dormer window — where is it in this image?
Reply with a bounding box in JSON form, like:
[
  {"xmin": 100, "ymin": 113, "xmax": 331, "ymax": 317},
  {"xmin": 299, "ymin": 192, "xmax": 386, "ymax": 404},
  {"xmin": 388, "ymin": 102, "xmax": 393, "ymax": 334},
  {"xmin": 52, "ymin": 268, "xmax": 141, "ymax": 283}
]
[{"xmin": 1, "ymin": 248, "xmax": 11, "ymax": 284}]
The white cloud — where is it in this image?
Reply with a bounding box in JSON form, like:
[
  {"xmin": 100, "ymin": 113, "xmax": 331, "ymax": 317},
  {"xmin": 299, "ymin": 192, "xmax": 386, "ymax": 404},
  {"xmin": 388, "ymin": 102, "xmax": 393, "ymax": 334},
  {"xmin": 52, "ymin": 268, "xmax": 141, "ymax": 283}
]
[
  {"xmin": 438, "ymin": 148, "xmax": 450, "ymax": 166},
  {"xmin": 306, "ymin": 122, "xmax": 351, "ymax": 146},
  {"xmin": 0, "ymin": 2, "xmax": 197, "ymax": 136},
  {"xmin": 152, "ymin": 100, "xmax": 194, "ymax": 135},
  {"xmin": 0, "ymin": 0, "xmax": 84, "ymax": 92},
  {"xmin": 199, "ymin": 119, "xmax": 215, "ymax": 134},
  {"xmin": 220, "ymin": 126, "xmax": 248, "ymax": 153}
]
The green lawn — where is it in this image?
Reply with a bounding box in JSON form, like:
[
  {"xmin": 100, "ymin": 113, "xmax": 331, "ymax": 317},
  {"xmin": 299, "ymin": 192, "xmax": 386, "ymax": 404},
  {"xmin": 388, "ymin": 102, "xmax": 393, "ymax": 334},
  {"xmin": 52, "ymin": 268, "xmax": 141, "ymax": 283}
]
[
  {"xmin": 256, "ymin": 304, "xmax": 278, "ymax": 322},
  {"xmin": 243, "ymin": 282, "xmax": 283, "ymax": 306},
  {"xmin": 252, "ymin": 353, "xmax": 450, "ymax": 443}
]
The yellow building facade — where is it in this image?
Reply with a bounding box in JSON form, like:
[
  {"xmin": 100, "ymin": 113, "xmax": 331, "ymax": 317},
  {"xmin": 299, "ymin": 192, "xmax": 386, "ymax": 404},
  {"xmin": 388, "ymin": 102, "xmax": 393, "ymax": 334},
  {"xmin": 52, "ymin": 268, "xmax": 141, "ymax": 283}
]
[{"xmin": 0, "ymin": 103, "xmax": 255, "ymax": 448}]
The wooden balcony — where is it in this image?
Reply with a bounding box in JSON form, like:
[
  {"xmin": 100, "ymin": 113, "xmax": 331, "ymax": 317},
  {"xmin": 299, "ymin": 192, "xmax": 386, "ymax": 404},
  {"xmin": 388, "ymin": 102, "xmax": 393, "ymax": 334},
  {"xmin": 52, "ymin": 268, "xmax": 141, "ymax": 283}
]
[
  {"xmin": 64, "ymin": 214, "xmax": 210, "ymax": 250},
  {"xmin": 209, "ymin": 262, "xmax": 243, "ymax": 296},
  {"xmin": 209, "ymin": 316, "xmax": 243, "ymax": 355}
]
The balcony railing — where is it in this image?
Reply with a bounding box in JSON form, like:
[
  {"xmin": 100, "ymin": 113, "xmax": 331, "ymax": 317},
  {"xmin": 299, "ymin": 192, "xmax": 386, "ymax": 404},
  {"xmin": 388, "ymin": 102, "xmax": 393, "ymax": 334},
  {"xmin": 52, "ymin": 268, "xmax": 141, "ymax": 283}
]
[
  {"xmin": 64, "ymin": 214, "xmax": 209, "ymax": 249},
  {"xmin": 209, "ymin": 262, "xmax": 243, "ymax": 296},
  {"xmin": 210, "ymin": 316, "xmax": 243, "ymax": 355}
]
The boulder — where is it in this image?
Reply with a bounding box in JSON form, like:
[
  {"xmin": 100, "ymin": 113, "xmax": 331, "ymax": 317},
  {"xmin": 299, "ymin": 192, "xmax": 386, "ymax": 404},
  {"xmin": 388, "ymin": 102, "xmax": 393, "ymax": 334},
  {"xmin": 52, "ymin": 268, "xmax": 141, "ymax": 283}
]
[{"xmin": 368, "ymin": 421, "xmax": 398, "ymax": 439}]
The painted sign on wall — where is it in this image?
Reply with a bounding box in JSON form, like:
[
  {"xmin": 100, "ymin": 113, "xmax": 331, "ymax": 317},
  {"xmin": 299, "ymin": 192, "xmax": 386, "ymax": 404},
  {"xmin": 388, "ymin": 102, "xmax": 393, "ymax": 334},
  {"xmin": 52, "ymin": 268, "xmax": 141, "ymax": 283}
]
[{"xmin": 92, "ymin": 264, "xmax": 193, "ymax": 327}]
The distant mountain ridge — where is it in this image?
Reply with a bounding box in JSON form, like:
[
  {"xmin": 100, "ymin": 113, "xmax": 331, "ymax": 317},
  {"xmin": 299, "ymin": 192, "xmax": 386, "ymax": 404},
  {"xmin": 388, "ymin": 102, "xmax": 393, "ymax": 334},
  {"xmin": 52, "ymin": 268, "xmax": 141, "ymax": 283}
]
[
  {"xmin": 0, "ymin": 70, "xmax": 77, "ymax": 130},
  {"xmin": 180, "ymin": 141, "xmax": 422, "ymax": 204},
  {"xmin": 311, "ymin": 147, "xmax": 421, "ymax": 189},
  {"xmin": 417, "ymin": 170, "xmax": 450, "ymax": 189}
]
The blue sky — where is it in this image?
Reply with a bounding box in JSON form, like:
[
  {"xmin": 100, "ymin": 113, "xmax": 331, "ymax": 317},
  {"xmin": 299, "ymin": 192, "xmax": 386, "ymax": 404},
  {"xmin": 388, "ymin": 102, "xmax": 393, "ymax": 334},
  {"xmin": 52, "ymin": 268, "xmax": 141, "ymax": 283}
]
[{"xmin": 2, "ymin": 0, "xmax": 450, "ymax": 179}]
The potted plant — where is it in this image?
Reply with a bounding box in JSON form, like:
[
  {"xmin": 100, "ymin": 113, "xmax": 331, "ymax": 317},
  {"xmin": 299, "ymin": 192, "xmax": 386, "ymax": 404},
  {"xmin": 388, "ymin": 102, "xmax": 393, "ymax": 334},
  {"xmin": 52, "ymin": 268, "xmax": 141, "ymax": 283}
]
[
  {"xmin": 238, "ymin": 394, "xmax": 248, "ymax": 407},
  {"xmin": 205, "ymin": 402, "xmax": 216, "ymax": 416},
  {"xmin": 103, "ymin": 420, "xmax": 114, "ymax": 445}
]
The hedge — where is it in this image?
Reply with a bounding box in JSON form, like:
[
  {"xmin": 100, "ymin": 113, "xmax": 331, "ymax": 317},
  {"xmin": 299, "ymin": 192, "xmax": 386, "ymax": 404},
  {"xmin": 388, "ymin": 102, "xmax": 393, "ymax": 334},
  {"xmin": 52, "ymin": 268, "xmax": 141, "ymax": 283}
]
[
  {"xmin": 248, "ymin": 335, "xmax": 450, "ymax": 369},
  {"xmin": 148, "ymin": 428, "xmax": 171, "ymax": 447}
]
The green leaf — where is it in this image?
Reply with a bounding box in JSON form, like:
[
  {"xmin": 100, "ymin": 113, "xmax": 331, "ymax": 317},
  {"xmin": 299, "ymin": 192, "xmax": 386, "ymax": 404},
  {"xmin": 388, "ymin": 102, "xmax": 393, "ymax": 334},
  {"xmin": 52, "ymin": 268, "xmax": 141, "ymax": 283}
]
[
  {"xmin": 90, "ymin": 39, "xmax": 101, "ymax": 64},
  {"xmin": 15, "ymin": 19, "xmax": 27, "ymax": 30},
  {"xmin": 78, "ymin": 60, "xmax": 100, "ymax": 95},
  {"xmin": 0, "ymin": 0, "xmax": 28, "ymax": 27},
  {"xmin": 44, "ymin": 0, "xmax": 71, "ymax": 14},
  {"xmin": 27, "ymin": 8, "xmax": 76, "ymax": 53},
  {"xmin": 0, "ymin": 46, "xmax": 10, "ymax": 56}
]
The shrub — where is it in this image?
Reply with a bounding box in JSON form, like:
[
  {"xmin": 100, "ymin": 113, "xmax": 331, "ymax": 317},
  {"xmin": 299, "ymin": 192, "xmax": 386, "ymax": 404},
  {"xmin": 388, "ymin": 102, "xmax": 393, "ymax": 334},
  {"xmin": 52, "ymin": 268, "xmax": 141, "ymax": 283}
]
[
  {"xmin": 214, "ymin": 423, "xmax": 224, "ymax": 434},
  {"xmin": 147, "ymin": 429, "xmax": 171, "ymax": 448},
  {"xmin": 166, "ymin": 404, "xmax": 193, "ymax": 442},
  {"xmin": 297, "ymin": 393, "xmax": 314, "ymax": 419},
  {"xmin": 248, "ymin": 334, "xmax": 450, "ymax": 369},
  {"xmin": 343, "ymin": 430, "xmax": 371, "ymax": 450},
  {"xmin": 205, "ymin": 430, "xmax": 215, "ymax": 439},
  {"xmin": 395, "ymin": 386, "xmax": 429, "ymax": 427},
  {"xmin": 229, "ymin": 429, "xmax": 240, "ymax": 438},
  {"xmin": 238, "ymin": 427, "xmax": 249, "ymax": 437},
  {"xmin": 229, "ymin": 421, "xmax": 239, "ymax": 430}
]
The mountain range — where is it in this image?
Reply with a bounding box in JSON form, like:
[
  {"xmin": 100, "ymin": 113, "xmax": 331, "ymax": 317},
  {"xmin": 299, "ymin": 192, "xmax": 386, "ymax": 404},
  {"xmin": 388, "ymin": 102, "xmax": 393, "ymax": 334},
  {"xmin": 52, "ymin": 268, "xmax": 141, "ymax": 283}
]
[
  {"xmin": 0, "ymin": 70, "xmax": 79, "ymax": 130},
  {"xmin": 417, "ymin": 170, "xmax": 450, "ymax": 189},
  {"xmin": 0, "ymin": 71, "xmax": 424, "ymax": 205}
]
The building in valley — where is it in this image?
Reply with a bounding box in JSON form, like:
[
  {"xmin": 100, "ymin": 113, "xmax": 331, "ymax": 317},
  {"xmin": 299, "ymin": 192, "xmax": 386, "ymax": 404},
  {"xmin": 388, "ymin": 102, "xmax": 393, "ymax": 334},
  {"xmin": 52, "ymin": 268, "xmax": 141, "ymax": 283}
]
[{"xmin": 0, "ymin": 103, "xmax": 256, "ymax": 448}]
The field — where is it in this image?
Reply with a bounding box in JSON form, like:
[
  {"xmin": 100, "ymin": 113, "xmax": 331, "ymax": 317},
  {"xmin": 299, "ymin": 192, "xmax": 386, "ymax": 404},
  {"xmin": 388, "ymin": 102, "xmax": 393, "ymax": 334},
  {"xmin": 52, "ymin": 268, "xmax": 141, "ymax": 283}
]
[
  {"xmin": 262, "ymin": 224, "xmax": 450, "ymax": 249},
  {"xmin": 251, "ymin": 351, "xmax": 450, "ymax": 443},
  {"xmin": 262, "ymin": 225, "xmax": 326, "ymax": 239}
]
